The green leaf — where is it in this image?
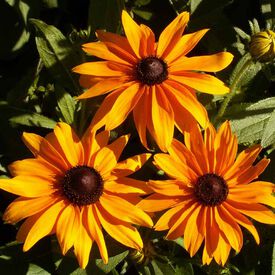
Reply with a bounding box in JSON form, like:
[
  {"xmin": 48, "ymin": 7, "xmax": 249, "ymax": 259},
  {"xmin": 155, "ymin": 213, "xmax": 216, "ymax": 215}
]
[
  {"xmin": 88, "ymin": 0, "xmax": 124, "ymax": 36},
  {"xmin": 29, "ymin": 19, "xmax": 81, "ymax": 95},
  {"xmin": 27, "ymin": 264, "xmax": 51, "ymax": 275},
  {"xmin": 0, "ymin": 101, "xmax": 57, "ymax": 129},
  {"xmin": 260, "ymin": 0, "xmax": 275, "ymax": 27},
  {"xmin": 95, "ymin": 250, "xmax": 129, "ymax": 273},
  {"xmin": 132, "ymin": 9, "xmax": 153, "ymax": 20},
  {"xmin": 226, "ymin": 97, "xmax": 275, "ymax": 146},
  {"xmin": 272, "ymin": 241, "xmax": 275, "ymax": 274},
  {"xmin": 261, "ymin": 110, "xmax": 275, "ymax": 148},
  {"xmin": 55, "ymin": 86, "xmax": 76, "ymax": 125}
]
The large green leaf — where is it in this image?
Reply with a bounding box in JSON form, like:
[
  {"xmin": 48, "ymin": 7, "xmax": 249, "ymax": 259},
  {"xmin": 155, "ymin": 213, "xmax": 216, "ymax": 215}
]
[
  {"xmin": 29, "ymin": 19, "xmax": 81, "ymax": 95},
  {"xmin": 226, "ymin": 97, "xmax": 275, "ymax": 146}
]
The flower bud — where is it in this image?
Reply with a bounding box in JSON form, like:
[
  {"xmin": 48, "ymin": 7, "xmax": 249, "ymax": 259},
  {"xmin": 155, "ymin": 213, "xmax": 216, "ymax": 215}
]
[{"xmin": 249, "ymin": 30, "xmax": 275, "ymax": 62}]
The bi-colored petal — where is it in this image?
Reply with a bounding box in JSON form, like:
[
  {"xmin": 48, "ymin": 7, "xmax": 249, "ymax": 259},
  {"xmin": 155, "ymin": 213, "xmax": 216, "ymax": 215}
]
[
  {"xmin": 157, "ymin": 11, "xmax": 189, "ymax": 58},
  {"xmin": 170, "ymin": 72, "xmax": 230, "ymax": 94},
  {"xmin": 170, "ymin": 52, "xmax": 234, "ymax": 73}
]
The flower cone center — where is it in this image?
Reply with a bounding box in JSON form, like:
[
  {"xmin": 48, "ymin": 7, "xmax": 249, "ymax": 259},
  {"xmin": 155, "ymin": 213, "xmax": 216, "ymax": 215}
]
[
  {"xmin": 194, "ymin": 173, "xmax": 228, "ymax": 206},
  {"xmin": 136, "ymin": 56, "xmax": 168, "ymax": 85},
  {"xmin": 62, "ymin": 166, "xmax": 103, "ymax": 205}
]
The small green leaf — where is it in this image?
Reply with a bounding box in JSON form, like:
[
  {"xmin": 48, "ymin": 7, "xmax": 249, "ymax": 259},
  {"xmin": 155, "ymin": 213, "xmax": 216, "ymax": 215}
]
[
  {"xmin": 27, "ymin": 264, "xmax": 51, "ymax": 275},
  {"xmin": 55, "ymin": 86, "xmax": 76, "ymax": 125},
  {"xmin": 95, "ymin": 250, "xmax": 129, "ymax": 273},
  {"xmin": 132, "ymin": 9, "xmax": 153, "ymax": 20},
  {"xmin": 261, "ymin": 110, "xmax": 275, "ymax": 148},
  {"xmin": 29, "ymin": 19, "xmax": 81, "ymax": 95},
  {"xmin": 260, "ymin": 0, "xmax": 275, "ymax": 27}
]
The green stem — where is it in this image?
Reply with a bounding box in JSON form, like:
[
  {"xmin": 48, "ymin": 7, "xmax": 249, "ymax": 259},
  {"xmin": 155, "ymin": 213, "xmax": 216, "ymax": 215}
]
[{"xmin": 213, "ymin": 53, "xmax": 253, "ymax": 125}]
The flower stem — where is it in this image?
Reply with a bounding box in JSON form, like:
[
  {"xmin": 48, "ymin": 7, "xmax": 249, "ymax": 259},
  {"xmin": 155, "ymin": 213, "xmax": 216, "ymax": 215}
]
[{"xmin": 213, "ymin": 53, "xmax": 253, "ymax": 125}]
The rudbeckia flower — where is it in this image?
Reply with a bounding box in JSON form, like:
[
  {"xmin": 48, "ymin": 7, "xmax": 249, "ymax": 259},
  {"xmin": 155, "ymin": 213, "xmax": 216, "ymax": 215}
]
[
  {"xmin": 138, "ymin": 121, "xmax": 275, "ymax": 265},
  {"xmin": 0, "ymin": 122, "xmax": 153, "ymax": 268},
  {"xmin": 73, "ymin": 11, "xmax": 233, "ymax": 152}
]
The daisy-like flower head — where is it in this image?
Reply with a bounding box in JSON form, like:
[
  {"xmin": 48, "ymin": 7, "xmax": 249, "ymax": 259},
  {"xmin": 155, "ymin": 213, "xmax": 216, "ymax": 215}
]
[
  {"xmin": 73, "ymin": 11, "xmax": 234, "ymax": 152},
  {"xmin": 0, "ymin": 122, "xmax": 153, "ymax": 268},
  {"xmin": 138, "ymin": 121, "xmax": 275, "ymax": 265}
]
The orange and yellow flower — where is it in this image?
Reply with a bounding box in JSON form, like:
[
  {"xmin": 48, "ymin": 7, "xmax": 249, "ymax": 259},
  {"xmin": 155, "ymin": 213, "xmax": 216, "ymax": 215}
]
[
  {"xmin": 0, "ymin": 122, "xmax": 153, "ymax": 268},
  {"xmin": 73, "ymin": 11, "xmax": 233, "ymax": 152},
  {"xmin": 138, "ymin": 121, "xmax": 275, "ymax": 265}
]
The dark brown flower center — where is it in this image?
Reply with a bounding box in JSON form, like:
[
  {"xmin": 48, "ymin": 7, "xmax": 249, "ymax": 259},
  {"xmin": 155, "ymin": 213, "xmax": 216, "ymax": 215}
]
[
  {"xmin": 194, "ymin": 173, "xmax": 228, "ymax": 206},
  {"xmin": 62, "ymin": 166, "xmax": 103, "ymax": 206},
  {"xmin": 136, "ymin": 56, "xmax": 168, "ymax": 85}
]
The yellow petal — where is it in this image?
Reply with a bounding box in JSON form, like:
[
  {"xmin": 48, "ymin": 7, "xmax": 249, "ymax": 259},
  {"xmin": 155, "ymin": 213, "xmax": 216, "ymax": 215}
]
[
  {"xmin": 99, "ymin": 193, "xmax": 153, "ymax": 227},
  {"xmin": 95, "ymin": 203, "xmax": 143, "ymax": 250},
  {"xmin": 105, "ymin": 83, "xmax": 143, "ymax": 130},
  {"xmin": 170, "ymin": 52, "xmax": 234, "ymax": 73},
  {"xmin": 0, "ymin": 177, "xmax": 54, "ymax": 197},
  {"xmin": 157, "ymin": 12, "xmax": 189, "ymax": 58},
  {"xmin": 3, "ymin": 195, "xmax": 57, "ymax": 224},
  {"xmin": 149, "ymin": 85, "xmax": 174, "ymax": 152},
  {"xmin": 112, "ymin": 153, "xmax": 151, "ymax": 177},
  {"xmin": 121, "ymin": 10, "xmax": 143, "ymax": 58},
  {"xmin": 82, "ymin": 42, "xmax": 132, "ymax": 65},
  {"xmin": 105, "ymin": 177, "xmax": 151, "ymax": 195},
  {"xmin": 56, "ymin": 204, "xmax": 80, "ymax": 255},
  {"xmin": 23, "ymin": 200, "xmax": 65, "ymax": 251},
  {"xmin": 84, "ymin": 205, "xmax": 108, "ymax": 264},
  {"xmin": 223, "ymin": 202, "xmax": 259, "ymax": 244},
  {"xmin": 170, "ymin": 72, "xmax": 230, "ymax": 94},
  {"xmin": 52, "ymin": 122, "xmax": 84, "ymax": 167},
  {"xmin": 73, "ymin": 61, "xmax": 126, "ymax": 76},
  {"xmin": 154, "ymin": 153, "xmax": 197, "ymax": 182},
  {"xmin": 165, "ymin": 29, "xmax": 209, "ymax": 63},
  {"xmin": 137, "ymin": 194, "xmax": 182, "ymax": 212},
  {"xmin": 163, "ymin": 81, "xmax": 209, "ymax": 128},
  {"xmin": 140, "ymin": 24, "xmax": 155, "ymax": 57},
  {"xmin": 77, "ymin": 77, "xmax": 130, "ymax": 99},
  {"xmin": 148, "ymin": 180, "xmax": 192, "ymax": 196},
  {"xmin": 214, "ymin": 206, "xmax": 243, "ymax": 252},
  {"xmin": 74, "ymin": 213, "xmax": 93, "ymax": 269},
  {"xmin": 8, "ymin": 158, "xmax": 61, "ymax": 178}
]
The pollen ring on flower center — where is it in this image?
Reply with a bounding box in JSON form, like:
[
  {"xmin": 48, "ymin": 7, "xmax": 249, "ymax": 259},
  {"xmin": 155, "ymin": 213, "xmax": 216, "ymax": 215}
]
[
  {"xmin": 194, "ymin": 173, "xmax": 228, "ymax": 206},
  {"xmin": 135, "ymin": 56, "xmax": 168, "ymax": 85},
  {"xmin": 62, "ymin": 165, "xmax": 104, "ymax": 206}
]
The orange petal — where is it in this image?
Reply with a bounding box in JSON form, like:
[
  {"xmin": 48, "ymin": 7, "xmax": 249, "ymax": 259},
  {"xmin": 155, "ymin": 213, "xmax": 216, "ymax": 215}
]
[
  {"xmin": 140, "ymin": 24, "xmax": 155, "ymax": 57},
  {"xmin": 74, "ymin": 212, "xmax": 93, "ymax": 269},
  {"xmin": 204, "ymin": 123, "xmax": 217, "ymax": 173},
  {"xmin": 90, "ymin": 87, "xmax": 124, "ymax": 131},
  {"xmin": 215, "ymin": 206, "xmax": 243, "ymax": 252},
  {"xmin": 213, "ymin": 231, "xmax": 231, "ymax": 266},
  {"xmin": 105, "ymin": 177, "xmax": 151, "ymax": 195},
  {"xmin": 0, "ymin": 177, "xmax": 55, "ymax": 197},
  {"xmin": 154, "ymin": 153, "xmax": 197, "ymax": 182},
  {"xmin": 162, "ymin": 81, "xmax": 209, "ymax": 128},
  {"xmin": 165, "ymin": 29, "xmax": 209, "ymax": 63},
  {"xmin": 133, "ymin": 86, "xmax": 150, "ymax": 149},
  {"xmin": 3, "ymin": 195, "xmax": 57, "ymax": 224},
  {"xmin": 137, "ymin": 193, "xmax": 182, "ymax": 212},
  {"xmin": 168, "ymin": 139, "xmax": 203, "ymax": 176},
  {"xmin": 84, "ymin": 205, "xmax": 108, "ymax": 264},
  {"xmin": 77, "ymin": 77, "xmax": 130, "ymax": 99},
  {"xmin": 148, "ymin": 180, "xmax": 192, "ymax": 196},
  {"xmin": 56, "ymin": 204, "xmax": 80, "ymax": 255},
  {"xmin": 148, "ymin": 85, "xmax": 174, "ymax": 152},
  {"xmin": 8, "ymin": 158, "xmax": 61, "ymax": 178},
  {"xmin": 121, "ymin": 10, "xmax": 143, "ymax": 58},
  {"xmin": 95, "ymin": 203, "xmax": 143, "ymax": 250},
  {"xmin": 104, "ymin": 83, "xmax": 143, "ymax": 130},
  {"xmin": 157, "ymin": 12, "xmax": 189, "ymax": 59},
  {"xmin": 23, "ymin": 200, "xmax": 65, "ymax": 251},
  {"xmin": 112, "ymin": 153, "xmax": 151, "ymax": 177},
  {"xmin": 169, "ymin": 72, "xmax": 230, "ymax": 94},
  {"xmin": 99, "ymin": 193, "xmax": 153, "ymax": 227},
  {"xmin": 170, "ymin": 52, "xmax": 234, "ymax": 73},
  {"xmin": 223, "ymin": 202, "xmax": 259, "ymax": 244},
  {"xmin": 52, "ymin": 122, "xmax": 84, "ymax": 167},
  {"xmin": 73, "ymin": 61, "xmax": 126, "ymax": 76}
]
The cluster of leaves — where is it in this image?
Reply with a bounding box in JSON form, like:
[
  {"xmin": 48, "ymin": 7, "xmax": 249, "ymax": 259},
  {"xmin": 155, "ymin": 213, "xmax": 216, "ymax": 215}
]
[{"xmin": 0, "ymin": 0, "xmax": 274, "ymax": 274}]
